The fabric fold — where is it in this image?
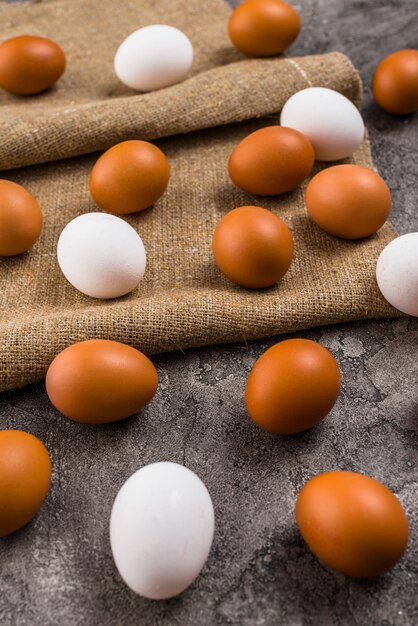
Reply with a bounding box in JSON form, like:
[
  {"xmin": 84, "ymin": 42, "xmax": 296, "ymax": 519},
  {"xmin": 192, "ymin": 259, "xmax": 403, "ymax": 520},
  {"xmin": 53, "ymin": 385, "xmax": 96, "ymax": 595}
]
[{"xmin": 0, "ymin": 52, "xmax": 360, "ymax": 170}]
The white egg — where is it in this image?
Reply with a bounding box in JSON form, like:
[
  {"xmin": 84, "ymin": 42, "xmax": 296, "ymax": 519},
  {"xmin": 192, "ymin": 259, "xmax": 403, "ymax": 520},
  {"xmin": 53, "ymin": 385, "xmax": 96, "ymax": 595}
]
[
  {"xmin": 114, "ymin": 24, "xmax": 194, "ymax": 92},
  {"xmin": 376, "ymin": 232, "xmax": 418, "ymax": 317},
  {"xmin": 110, "ymin": 462, "xmax": 215, "ymax": 600},
  {"xmin": 57, "ymin": 213, "xmax": 146, "ymax": 299},
  {"xmin": 280, "ymin": 87, "xmax": 365, "ymax": 161}
]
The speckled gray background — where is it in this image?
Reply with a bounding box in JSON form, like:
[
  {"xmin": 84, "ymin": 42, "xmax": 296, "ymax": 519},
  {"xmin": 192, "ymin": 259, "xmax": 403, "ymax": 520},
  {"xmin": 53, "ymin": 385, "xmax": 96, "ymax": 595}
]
[{"xmin": 1, "ymin": 1, "xmax": 417, "ymax": 625}]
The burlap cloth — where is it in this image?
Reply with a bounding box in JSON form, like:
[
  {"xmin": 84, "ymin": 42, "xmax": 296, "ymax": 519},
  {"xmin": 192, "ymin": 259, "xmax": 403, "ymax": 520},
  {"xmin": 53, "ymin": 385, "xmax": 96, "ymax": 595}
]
[{"xmin": 0, "ymin": 0, "xmax": 400, "ymax": 392}]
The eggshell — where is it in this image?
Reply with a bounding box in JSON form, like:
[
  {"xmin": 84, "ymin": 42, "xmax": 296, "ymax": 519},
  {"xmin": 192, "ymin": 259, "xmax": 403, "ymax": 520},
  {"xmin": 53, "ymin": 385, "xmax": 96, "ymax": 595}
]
[
  {"xmin": 228, "ymin": 126, "xmax": 314, "ymax": 195},
  {"xmin": 0, "ymin": 179, "xmax": 43, "ymax": 255},
  {"xmin": 376, "ymin": 232, "xmax": 418, "ymax": 317},
  {"xmin": 372, "ymin": 49, "xmax": 418, "ymax": 115},
  {"xmin": 110, "ymin": 462, "xmax": 215, "ymax": 599},
  {"xmin": 114, "ymin": 25, "xmax": 193, "ymax": 92},
  {"xmin": 57, "ymin": 212, "xmax": 146, "ymax": 299},
  {"xmin": 280, "ymin": 87, "xmax": 365, "ymax": 161},
  {"xmin": 46, "ymin": 339, "xmax": 158, "ymax": 424},
  {"xmin": 0, "ymin": 35, "xmax": 65, "ymax": 96},
  {"xmin": 228, "ymin": 0, "xmax": 301, "ymax": 57},
  {"xmin": 296, "ymin": 471, "xmax": 409, "ymax": 577},
  {"xmin": 212, "ymin": 205, "xmax": 294, "ymax": 289},
  {"xmin": 246, "ymin": 339, "xmax": 341, "ymax": 434},
  {"xmin": 0, "ymin": 430, "xmax": 51, "ymax": 536},
  {"xmin": 90, "ymin": 140, "xmax": 170, "ymax": 215},
  {"xmin": 305, "ymin": 164, "xmax": 391, "ymax": 239}
]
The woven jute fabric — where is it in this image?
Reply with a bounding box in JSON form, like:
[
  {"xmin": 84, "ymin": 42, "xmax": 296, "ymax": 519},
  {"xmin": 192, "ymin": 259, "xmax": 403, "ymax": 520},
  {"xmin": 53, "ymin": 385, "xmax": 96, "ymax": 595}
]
[{"xmin": 0, "ymin": 0, "xmax": 399, "ymax": 391}]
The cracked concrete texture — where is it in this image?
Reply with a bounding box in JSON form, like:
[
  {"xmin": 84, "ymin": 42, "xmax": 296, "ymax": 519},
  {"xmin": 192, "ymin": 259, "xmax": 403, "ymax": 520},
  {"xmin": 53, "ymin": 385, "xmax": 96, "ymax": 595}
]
[
  {"xmin": 1, "ymin": 1, "xmax": 418, "ymax": 625},
  {"xmin": 0, "ymin": 319, "xmax": 417, "ymax": 626}
]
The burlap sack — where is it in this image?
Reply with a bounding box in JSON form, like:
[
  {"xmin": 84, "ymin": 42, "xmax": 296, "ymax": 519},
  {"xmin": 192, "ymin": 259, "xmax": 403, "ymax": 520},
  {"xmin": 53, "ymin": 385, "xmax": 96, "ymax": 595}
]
[{"xmin": 0, "ymin": 0, "xmax": 399, "ymax": 392}]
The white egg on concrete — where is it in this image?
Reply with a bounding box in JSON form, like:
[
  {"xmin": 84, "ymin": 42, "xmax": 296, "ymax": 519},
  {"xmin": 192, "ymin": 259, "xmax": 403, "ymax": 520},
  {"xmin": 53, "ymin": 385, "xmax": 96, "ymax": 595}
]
[
  {"xmin": 376, "ymin": 232, "xmax": 418, "ymax": 317},
  {"xmin": 114, "ymin": 24, "xmax": 194, "ymax": 92},
  {"xmin": 280, "ymin": 87, "xmax": 365, "ymax": 161},
  {"xmin": 110, "ymin": 462, "xmax": 215, "ymax": 600},
  {"xmin": 57, "ymin": 212, "xmax": 146, "ymax": 299}
]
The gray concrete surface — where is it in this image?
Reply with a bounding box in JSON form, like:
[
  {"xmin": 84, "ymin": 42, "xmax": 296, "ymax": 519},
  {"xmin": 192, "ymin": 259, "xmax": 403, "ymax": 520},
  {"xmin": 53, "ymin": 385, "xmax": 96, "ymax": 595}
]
[{"xmin": 1, "ymin": 1, "xmax": 417, "ymax": 625}]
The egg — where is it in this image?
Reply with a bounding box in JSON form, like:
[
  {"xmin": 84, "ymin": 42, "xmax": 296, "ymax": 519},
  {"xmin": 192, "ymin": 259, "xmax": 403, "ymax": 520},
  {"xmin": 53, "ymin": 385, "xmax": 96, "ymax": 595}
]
[
  {"xmin": 372, "ymin": 49, "xmax": 418, "ymax": 115},
  {"xmin": 0, "ymin": 35, "xmax": 65, "ymax": 96},
  {"xmin": 280, "ymin": 87, "xmax": 365, "ymax": 161},
  {"xmin": 228, "ymin": 126, "xmax": 314, "ymax": 195},
  {"xmin": 110, "ymin": 462, "xmax": 215, "ymax": 599},
  {"xmin": 57, "ymin": 213, "xmax": 146, "ymax": 299},
  {"xmin": 376, "ymin": 232, "xmax": 418, "ymax": 317},
  {"xmin": 114, "ymin": 25, "xmax": 193, "ymax": 92},
  {"xmin": 0, "ymin": 430, "xmax": 51, "ymax": 536},
  {"xmin": 212, "ymin": 205, "xmax": 294, "ymax": 289},
  {"xmin": 296, "ymin": 471, "xmax": 409, "ymax": 577},
  {"xmin": 46, "ymin": 339, "xmax": 158, "ymax": 424},
  {"xmin": 246, "ymin": 339, "xmax": 341, "ymax": 434},
  {"xmin": 90, "ymin": 140, "xmax": 170, "ymax": 215},
  {"xmin": 0, "ymin": 179, "xmax": 43, "ymax": 256},
  {"xmin": 228, "ymin": 0, "xmax": 301, "ymax": 57},
  {"xmin": 305, "ymin": 165, "xmax": 391, "ymax": 239}
]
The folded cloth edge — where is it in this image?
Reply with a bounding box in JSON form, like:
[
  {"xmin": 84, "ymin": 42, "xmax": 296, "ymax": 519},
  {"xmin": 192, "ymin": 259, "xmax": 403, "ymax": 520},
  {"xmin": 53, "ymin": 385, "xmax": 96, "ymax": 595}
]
[{"xmin": 0, "ymin": 52, "xmax": 361, "ymax": 170}]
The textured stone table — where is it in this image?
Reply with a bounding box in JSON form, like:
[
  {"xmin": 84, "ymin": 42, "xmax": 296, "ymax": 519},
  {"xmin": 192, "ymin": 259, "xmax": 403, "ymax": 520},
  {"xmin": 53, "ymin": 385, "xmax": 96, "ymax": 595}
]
[{"xmin": 1, "ymin": 1, "xmax": 417, "ymax": 625}]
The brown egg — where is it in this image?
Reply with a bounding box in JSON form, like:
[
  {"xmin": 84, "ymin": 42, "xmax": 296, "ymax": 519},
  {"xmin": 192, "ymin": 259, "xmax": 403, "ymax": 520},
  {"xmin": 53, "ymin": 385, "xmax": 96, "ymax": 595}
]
[
  {"xmin": 228, "ymin": 126, "xmax": 314, "ymax": 196},
  {"xmin": 0, "ymin": 430, "xmax": 51, "ymax": 536},
  {"xmin": 46, "ymin": 339, "xmax": 158, "ymax": 424},
  {"xmin": 0, "ymin": 35, "xmax": 66, "ymax": 96},
  {"xmin": 296, "ymin": 471, "xmax": 409, "ymax": 577},
  {"xmin": 90, "ymin": 140, "xmax": 170, "ymax": 215},
  {"xmin": 246, "ymin": 339, "xmax": 341, "ymax": 434},
  {"xmin": 0, "ymin": 179, "xmax": 43, "ymax": 256},
  {"xmin": 372, "ymin": 49, "xmax": 418, "ymax": 115},
  {"xmin": 228, "ymin": 0, "xmax": 301, "ymax": 57},
  {"xmin": 305, "ymin": 164, "xmax": 391, "ymax": 239},
  {"xmin": 212, "ymin": 205, "xmax": 294, "ymax": 288}
]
